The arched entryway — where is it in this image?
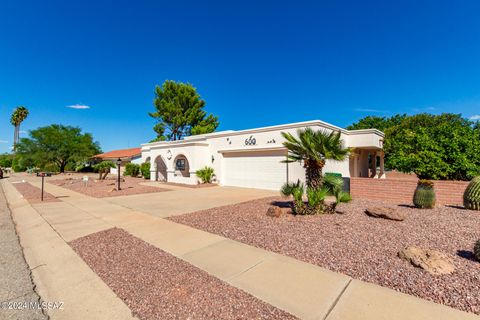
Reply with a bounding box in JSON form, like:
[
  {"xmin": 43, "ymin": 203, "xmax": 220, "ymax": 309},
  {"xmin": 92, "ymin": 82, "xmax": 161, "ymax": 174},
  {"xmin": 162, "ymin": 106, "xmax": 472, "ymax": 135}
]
[
  {"xmin": 173, "ymin": 154, "xmax": 190, "ymax": 177},
  {"xmin": 155, "ymin": 156, "xmax": 168, "ymax": 181}
]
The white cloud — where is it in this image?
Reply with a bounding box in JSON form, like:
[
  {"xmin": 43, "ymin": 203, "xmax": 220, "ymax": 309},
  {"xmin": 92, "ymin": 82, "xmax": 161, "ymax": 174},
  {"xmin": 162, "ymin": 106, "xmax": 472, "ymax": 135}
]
[
  {"xmin": 0, "ymin": 140, "xmax": 8, "ymax": 143},
  {"xmin": 469, "ymin": 115, "xmax": 480, "ymax": 121},
  {"xmin": 19, "ymin": 130, "xmax": 26, "ymax": 134},
  {"xmin": 66, "ymin": 104, "xmax": 91, "ymax": 109}
]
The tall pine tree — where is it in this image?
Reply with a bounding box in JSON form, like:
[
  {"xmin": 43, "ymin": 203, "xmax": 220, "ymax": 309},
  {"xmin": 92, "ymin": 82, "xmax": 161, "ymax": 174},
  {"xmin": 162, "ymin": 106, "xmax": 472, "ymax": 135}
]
[{"xmin": 149, "ymin": 80, "xmax": 219, "ymax": 141}]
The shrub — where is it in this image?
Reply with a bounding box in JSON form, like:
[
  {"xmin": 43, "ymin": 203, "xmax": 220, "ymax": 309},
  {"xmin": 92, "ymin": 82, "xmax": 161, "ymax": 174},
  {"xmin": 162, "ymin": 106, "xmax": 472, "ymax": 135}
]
[
  {"xmin": 280, "ymin": 175, "xmax": 351, "ymax": 215},
  {"xmin": 124, "ymin": 163, "xmax": 140, "ymax": 177},
  {"xmin": 196, "ymin": 166, "xmax": 215, "ymax": 183},
  {"xmin": 475, "ymin": 240, "xmax": 480, "ymax": 262},
  {"xmin": 281, "ymin": 180, "xmax": 305, "ymax": 214},
  {"xmin": 0, "ymin": 153, "xmax": 13, "ymax": 168},
  {"xmin": 413, "ymin": 179, "xmax": 436, "ymax": 209},
  {"xmin": 464, "ymin": 176, "xmax": 480, "ymax": 210},
  {"xmin": 75, "ymin": 164, "xmax": 94, "ymax": 172},
  {"xmin": 140, "ymin": 162, "xmax": 151, "ymax": 179},
  {"xmin": 93, "ymin": 161, "xmax": 115, "ymax": 180}
]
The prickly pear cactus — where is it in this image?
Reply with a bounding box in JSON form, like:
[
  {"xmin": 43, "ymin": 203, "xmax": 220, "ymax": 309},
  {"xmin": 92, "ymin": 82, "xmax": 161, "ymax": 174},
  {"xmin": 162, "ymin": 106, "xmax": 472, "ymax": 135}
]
[
  {"xmin": 413, "ymin": 180, "xmax": 436, "ymax": 209},
  {"xmin": 464, "ymin": 176, "xmax": 480, "ymax": 210}
]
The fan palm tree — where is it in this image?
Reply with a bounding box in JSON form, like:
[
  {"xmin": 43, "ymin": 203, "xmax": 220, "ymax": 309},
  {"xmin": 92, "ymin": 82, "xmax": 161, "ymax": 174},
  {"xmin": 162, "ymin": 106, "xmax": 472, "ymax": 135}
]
[
  {"xmin": 11, "ymin": 106, "xmax": 29, "ymax": 151},
  {"xmin": 281, "ymin": 128, "xmax": 350, "ymax": 190}
]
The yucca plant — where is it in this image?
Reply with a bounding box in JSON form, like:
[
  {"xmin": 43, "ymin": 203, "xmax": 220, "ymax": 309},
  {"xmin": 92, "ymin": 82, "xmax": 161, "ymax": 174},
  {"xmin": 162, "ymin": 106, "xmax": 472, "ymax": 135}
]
[
  {"xmin": 413, "ymin": 179, "xmax": 436, "ymax": 209},
  {"xmin": 464, "ymin": 176, "xmax": 480, "ymax": 210},
  {"xmin": 196, "ymin": 166, "xmax": 215, "ymax": 183},
  {"xmin": 282, "ymin": 128, "xmax": 350, "ymax": 190}
]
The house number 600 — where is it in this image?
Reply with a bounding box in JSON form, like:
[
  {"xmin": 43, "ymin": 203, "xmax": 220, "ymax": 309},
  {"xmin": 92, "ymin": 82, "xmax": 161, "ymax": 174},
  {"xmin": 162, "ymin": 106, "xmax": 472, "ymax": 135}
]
[{"xmin": 245, "ymin": 136, "xmax": 256, "ymax": 146}]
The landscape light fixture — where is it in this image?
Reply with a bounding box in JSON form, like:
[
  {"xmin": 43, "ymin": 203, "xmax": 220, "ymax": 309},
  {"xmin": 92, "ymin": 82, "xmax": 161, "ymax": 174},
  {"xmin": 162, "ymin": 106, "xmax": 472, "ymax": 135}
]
[{"xmin": 116, "ymin": 158, "xmax": 122, "ymax": 190}]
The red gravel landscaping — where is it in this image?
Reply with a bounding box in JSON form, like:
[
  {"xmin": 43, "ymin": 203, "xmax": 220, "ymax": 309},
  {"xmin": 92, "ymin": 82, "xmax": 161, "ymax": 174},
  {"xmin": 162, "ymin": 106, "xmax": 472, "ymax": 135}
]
[
  {"xmin": 69, "ymin": 228, "xmax": 294, "ymax": 320},
  {"xmin": 12, "ymin": 181, "xmax": 59, "ymax": 203},
  {"xmin": 49, "ymin": 176, "xmax": 170, "ymax": 198},
  {"xmin": 169, "ymin": 197, "xmax": 480, "ymax": 315}
]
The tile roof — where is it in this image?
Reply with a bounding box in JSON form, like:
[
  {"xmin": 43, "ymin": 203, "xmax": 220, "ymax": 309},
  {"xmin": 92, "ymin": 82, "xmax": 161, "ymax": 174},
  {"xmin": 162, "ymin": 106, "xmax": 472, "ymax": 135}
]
[{"xmin": 94, "ymin": 147, "xmax": 141, "ymax": 159}]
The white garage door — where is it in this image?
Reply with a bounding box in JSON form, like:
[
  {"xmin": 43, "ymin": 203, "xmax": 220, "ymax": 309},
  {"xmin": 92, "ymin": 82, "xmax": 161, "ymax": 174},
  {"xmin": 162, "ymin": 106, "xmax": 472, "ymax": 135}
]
[{"xmin": 222, "ymin": 150, "xmax": 287, "ymax": 190}]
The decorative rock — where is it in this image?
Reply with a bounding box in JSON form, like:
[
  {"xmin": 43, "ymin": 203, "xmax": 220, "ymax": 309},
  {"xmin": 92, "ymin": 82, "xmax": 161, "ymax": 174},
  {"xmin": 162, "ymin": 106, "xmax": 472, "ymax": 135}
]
[
  {"xmin": 398, "ymin": 246, "xmax": 455, "ymax": 275},
  {"xmin": 365, "ymin": 207, "xmax": 405, "ymax": 221},
  {"xmin": 266, "ymin": 206, "xmax": 283, "ymax": 218}
]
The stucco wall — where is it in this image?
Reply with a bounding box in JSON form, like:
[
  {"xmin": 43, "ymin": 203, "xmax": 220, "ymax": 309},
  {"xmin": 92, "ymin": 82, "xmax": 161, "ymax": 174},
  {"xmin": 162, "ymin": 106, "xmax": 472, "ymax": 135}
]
[{"xmin": 141, "ymin": 121, "xmax": 383, "ymax": 187}]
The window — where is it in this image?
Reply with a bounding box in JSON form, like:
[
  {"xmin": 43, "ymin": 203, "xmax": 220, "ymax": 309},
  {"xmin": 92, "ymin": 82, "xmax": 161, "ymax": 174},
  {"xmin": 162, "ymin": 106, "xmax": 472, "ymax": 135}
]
[{"xmin": 175, "ymin": 158, "xmax": 186, "ymax": 171}]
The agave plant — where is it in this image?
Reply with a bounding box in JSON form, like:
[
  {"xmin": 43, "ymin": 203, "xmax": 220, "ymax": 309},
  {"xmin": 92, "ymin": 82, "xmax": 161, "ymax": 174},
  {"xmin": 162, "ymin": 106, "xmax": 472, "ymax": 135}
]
[{"xmin": 282, "ymin": 128, "xmax": 350, "ymax": 190}]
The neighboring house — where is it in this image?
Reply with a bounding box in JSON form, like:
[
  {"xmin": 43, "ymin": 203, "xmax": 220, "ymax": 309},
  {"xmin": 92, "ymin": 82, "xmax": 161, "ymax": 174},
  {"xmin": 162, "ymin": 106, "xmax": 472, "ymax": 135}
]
[
  {"xmin": 141, "ymin": 120, "xmax": 385, "ymax": 190},
  {"xmin": 93, "ymin": 147, "xmax": 142, "ymax": 174}
]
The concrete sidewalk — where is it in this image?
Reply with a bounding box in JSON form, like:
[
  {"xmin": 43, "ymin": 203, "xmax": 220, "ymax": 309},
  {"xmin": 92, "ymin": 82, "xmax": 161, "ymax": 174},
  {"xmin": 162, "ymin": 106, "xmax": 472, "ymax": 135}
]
[
  {"xmin": 0, "ymin": 184, "xmax": 47, "ymax": 320},
  {"xmin": 5, "ymin": 177, "xmax": 478, "ymax": 319}
]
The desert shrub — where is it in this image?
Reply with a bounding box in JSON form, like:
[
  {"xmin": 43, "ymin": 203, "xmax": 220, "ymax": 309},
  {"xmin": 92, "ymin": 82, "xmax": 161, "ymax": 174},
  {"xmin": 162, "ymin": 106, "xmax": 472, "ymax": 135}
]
[
  {"xmin": 281, "ymin": 180, "xmax": 305, "ymax": 214},
  {"xmin": 413, "ymin": 179, "xmax": 436, "ymax": 209},
  {"xmin": 474, "ymin": 240, "xmax": 480, "ymax": 262},
  {"xmin": 280, "ymin": 175, "xmax": 351, "ymax": 215},
  {"xmin": 93, "ymin": 161, "xmax": 115, "ymax": 180},
  {"xmin": 464, "ymin": 176, "xmax": 480, "ymax": 210},
  {"xmin": 124, "ymin": 163, "xmax": 140, "ymax": 177},
  {"xmin": 196, "ymin": 166, "xmax": 215, "ymax": 183},
  {"xmin": 140, "ymin": 162, "xmax": 151, "ymax": 179},
  {"xmin": 76, "ymin": 164, "xmax": 94, "ymax": 172},
  {"xmin": 0, "ymin": 154, "xmax": 13, "ymax": 168}
]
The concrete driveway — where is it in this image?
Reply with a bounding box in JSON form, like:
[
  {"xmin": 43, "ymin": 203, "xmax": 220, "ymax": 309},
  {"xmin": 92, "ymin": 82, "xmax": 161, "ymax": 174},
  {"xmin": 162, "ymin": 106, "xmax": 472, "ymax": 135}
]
[{"xmin": 104, "ymin": 183, "xmax": 277, "ymax": 218}]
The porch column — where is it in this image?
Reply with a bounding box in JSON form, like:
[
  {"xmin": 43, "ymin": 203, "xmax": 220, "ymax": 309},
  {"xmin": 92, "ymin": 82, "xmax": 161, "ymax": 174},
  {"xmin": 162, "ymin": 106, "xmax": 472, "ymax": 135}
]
[
  {"xmin": 351, "ymin": 150, "xmax": 359, "ymax": 177},
  {"xmin": 150, "ymin": 162, "xmax": 156, "ymax": 181},
  {"xmin": 370, "ymin": 151, "xmax": 377, "ymax": 178},
  {"xmin": 378, "ymin": 151, "xmax": 385, "ymax": 179}
]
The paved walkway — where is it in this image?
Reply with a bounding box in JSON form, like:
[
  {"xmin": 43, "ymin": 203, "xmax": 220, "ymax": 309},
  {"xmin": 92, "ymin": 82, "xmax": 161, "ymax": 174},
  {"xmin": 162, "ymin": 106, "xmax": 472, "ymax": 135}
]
[
  {"xmin": 4, "ymin": 177, "xmax": 478, "ymax": 319},
  {"xmin": 0, "ymin": 184, "xmax": 47, "ymax": 320}
]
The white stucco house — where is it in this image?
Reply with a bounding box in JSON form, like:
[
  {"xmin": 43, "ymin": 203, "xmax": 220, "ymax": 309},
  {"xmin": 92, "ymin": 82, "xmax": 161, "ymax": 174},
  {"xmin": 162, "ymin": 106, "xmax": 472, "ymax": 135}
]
[{"xmin": 141, "ymin": 120, "xmax": 385, "ymax": 190}]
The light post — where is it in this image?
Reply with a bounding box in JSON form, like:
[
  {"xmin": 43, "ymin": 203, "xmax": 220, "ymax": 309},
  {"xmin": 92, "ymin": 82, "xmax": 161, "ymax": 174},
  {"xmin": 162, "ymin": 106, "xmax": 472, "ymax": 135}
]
[{"xmin": 116, "ymin": 158, "xmax": 122, "ymax": 190}]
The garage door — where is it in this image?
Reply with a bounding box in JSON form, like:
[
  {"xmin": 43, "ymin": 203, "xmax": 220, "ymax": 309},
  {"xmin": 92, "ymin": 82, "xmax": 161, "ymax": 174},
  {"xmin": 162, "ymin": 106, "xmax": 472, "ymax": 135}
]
[{"xmin": 222, "ymin": 150, "xmax": 287, "ymax": 190}]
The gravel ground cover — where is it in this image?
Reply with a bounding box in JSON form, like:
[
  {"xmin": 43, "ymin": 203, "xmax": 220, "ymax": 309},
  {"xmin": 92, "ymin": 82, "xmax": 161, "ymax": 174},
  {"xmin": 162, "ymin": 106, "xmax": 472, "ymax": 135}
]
[
  {"xmin": 0, "ymin": 185, "xmax": 47, "ymax": 320},
  {"xmin": 170, "ymin": 197, "xmax": 480, "ymax": 315},
  {"xmin": 70, "ymin": 227, "xmax": 295, "ymax": 320},
  {"xmin": 49, "ymin": 176, "xmax": 170, "ymax": 198},
  {"xmin": 12, "ymin": 181, "xmax": 59, "ymax": 203}
]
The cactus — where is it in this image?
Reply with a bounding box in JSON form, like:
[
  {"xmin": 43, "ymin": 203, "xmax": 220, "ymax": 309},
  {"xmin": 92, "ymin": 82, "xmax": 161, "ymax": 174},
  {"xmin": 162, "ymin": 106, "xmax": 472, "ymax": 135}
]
[
  {"xmin": 475, "ymin": 240, "xmax": 480, "ymax": 262},
  {"xmin": 413, "ymin": 180, "xmax": 436, "ymax": 209},
  {"xmin": 464, "ymin": 176, "xmax": 480, "ymax": 210}
]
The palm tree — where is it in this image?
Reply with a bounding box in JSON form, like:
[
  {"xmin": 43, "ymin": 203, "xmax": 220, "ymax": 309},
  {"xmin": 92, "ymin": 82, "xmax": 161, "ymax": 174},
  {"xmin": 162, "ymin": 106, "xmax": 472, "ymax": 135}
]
[
  {"xmin": 11, "ymin": 106, "xmax": 29, "ymax": 151},
  {"xmin": 281, "ymin": 128, "xmax": 350, "ymax": 190}
]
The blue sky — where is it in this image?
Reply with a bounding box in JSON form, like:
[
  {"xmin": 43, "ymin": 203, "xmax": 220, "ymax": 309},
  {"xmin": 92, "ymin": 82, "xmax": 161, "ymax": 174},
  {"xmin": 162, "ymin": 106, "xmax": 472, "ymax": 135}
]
[{"xmin": 1, "ymin": 0, "xmax": 479, "ymax": 153}]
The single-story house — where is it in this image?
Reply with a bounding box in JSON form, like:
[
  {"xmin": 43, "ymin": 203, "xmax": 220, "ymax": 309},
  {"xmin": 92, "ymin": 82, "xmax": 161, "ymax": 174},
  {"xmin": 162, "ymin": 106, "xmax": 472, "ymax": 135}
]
[
  {"xmin": 93, "ymin": 147, "xmax": 142, "ymax": 174},
  {"xmin": 141, "ymin": 120, "xmax": 385, "ymax": 190}
]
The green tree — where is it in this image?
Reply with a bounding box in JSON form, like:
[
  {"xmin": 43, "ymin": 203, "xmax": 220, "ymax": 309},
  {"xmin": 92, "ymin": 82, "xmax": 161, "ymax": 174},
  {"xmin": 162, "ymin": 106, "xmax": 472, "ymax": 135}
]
[
  {"xmin": 0, "ymin": 154, "xmax": 13, "ymax": 168},
  {"xmin": 282, "ymin": 128, "xmax": 350, "ymax": 190},
  {"xmin": 15, "ymin": 125, "xmax": 101, "ymax": 173},
  {"xmin": 346, "ymin": 114, "xmax": 407, "ymax": 132},
  {"xmin": 94, "ymin": 161, "xmax": 115, "ymax": 180},
  {"xmin": 384, "ymin": 113, "xmax": 480, "ymax": 180},
  {"xmin": 149, "ymin": 80, "xmax": 219, "ymax": 141},
  {"xmin": 10, "ymin": 106, "xmax": 29, "ymax": 151}
]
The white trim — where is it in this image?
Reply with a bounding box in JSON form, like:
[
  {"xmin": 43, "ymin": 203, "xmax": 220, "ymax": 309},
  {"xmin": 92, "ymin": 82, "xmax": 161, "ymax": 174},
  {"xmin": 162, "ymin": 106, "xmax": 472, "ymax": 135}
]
[{"xmin": 217, "ymin": 146, "xmax": 287, "ymax": 154}]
